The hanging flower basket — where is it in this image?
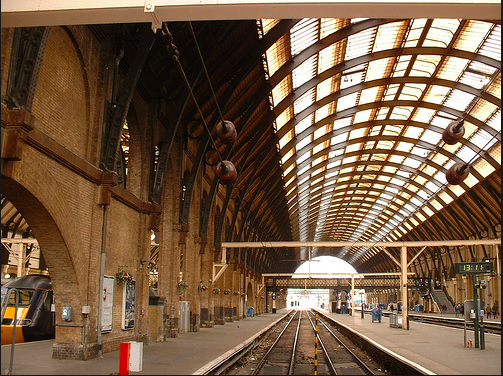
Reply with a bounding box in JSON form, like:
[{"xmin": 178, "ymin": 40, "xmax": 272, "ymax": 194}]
[
  {"xmin": 213, "ymin": 288, "xmax": 221, "ymax": 295},
  {"xmin": 198, "ymin": 282, "xmax": 209, "ymax": 292},
  {"xmin": 116, "ymin": 270, "xmax": 133, "ymax": 285},
  {"xmin": 178, "ymin": 280, "xmax": 188, "ymax": 294},
  {"xmin": 223, "ymin": 289, "xmax": 231, "ymax": 295}
]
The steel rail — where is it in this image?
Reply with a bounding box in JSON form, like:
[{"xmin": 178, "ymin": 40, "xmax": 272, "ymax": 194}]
[
  {"xmin": 318, "ymin": 315, "xmax": 376, "ymax": 375},
  {"xmin": 287, "ymin": 311, "xmax": 302, "ymax": 375},
  {"xmin": 306, "ymin": 310, "xmax": 338, "ymax": 375},
  {"xmin": 251, "ymin": 310, "xmax": 299, "ymax": 375}
]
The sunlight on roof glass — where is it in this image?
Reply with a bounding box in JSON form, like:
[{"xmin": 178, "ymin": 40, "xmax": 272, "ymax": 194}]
[{"xmin": 292, "ymin": 256, "xmax": 359, "ymax": 278}]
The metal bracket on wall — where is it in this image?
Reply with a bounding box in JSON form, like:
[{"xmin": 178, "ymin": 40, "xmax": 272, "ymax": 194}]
[
  {"xmin": 144, "ymin": 0, "xmax": 161, "ymax": 31},
  {"xmin": 212, "ymin": 263, "xmax": 228, "ymax": 283}
]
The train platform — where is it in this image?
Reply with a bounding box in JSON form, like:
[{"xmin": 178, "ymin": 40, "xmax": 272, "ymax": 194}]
[
  {"xmin": 322, "ymin": 309, "xmax": 501, "ymax": 375},
  {"xmin": 1, "ymin": 308, "xmax": 500, "ymax": 375}
]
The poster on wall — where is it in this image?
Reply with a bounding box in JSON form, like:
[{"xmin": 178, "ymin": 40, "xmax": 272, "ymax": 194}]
[
  {"xmin": 122, "ymin": 280, "xmax": 136, "ymax": 330},
  {"xmin": 101, "ymin": 276, "xmax": 115, "ymax": 333}
]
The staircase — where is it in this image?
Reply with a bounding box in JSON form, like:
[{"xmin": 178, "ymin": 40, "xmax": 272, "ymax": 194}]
[{"xmin": 430, "ymin": 289, "xmax": 454, "ymax": 314}]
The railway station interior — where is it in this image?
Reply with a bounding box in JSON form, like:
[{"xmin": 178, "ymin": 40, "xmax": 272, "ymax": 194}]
[{"xmin": 1, "ymin": 0, "xmax": 501, "ymax": 373}]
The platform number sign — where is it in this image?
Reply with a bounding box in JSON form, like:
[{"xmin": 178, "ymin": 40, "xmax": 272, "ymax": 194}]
[{"xmin": 455, "ymin": 262, "xmax": 493, "ymax": 275}]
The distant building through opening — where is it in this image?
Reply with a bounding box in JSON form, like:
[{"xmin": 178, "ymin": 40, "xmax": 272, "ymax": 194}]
[{"xmin": 286, "ymin": 256, "xmax": 366, "ymax": 310}]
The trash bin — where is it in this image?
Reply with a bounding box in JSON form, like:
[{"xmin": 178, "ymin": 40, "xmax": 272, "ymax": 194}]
[
  {"xmin": 247, "ymin": 306, "xmax": 254, "ymax": 317},
  {"xmin": 372, "ymin": 307, "xmax": 382, "ymax": 322}
]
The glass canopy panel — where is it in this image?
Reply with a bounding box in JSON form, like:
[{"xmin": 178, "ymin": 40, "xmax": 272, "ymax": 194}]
[{"xmin": 261, "ymin": 16, "xmax": 500, "ymax": 265}]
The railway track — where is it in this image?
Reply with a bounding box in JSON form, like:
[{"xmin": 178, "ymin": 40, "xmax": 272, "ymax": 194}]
[
  {"xmin": 405, "ymin": 313, "xmax": 501, "ymax": 335},
  {"xmin": 199, "ymin": 309, "xmax": 500, "ymax": 375},
  {"xmin": 213, "ymin": 309, "xmax": 389, "ymax": 375}
]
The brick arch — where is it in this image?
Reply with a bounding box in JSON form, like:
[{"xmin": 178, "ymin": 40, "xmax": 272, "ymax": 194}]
[
  {"xmin": 1, "ymin": 176, "xmax": 81, "ymax": 344},
  {"xmin": 31, "ymin": 26, "xmax": 91, "ymax": 160}
]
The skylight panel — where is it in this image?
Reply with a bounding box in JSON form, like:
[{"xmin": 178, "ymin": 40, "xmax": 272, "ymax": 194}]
[
  {"xmin": 318, "ymin": 43, "xmax": 337, "ymax": 75},
  {"xmin": 425, "ymin": 180, "xmax": 440, "ymax": 194},
  {"xmin": 366, "ymin": 58, "xmax": 391, "ymax": 81},
  {"xmin": 437, "ymin": 56, "xmax": 469, "ymax": 81},
  {"xmin": 265, "ymin": 33, "xmax": 290, "ymax": 76},
  {"xmin": 403, "ymin": 127, "xmax": 422, "ymax": 140},
  {"xmin": 290, "ymin": 18, "xmax": 319, "ymax": 57},
  {"xmin": 478, "ymin": 24, "xmax": 501, "ymax": 60},
  {"xmin": 292, "ymin": 55, "xmax": 317, "ymax": 89},
  {"xmin": 327, "ymin": 159, "xmax": 341, "ymax": 169},
  {"xmin": 333, "ymin": 116, "xmax": 352, "ymax": 130},
  {"xmin": 420, "ymin": 129, "xmax": 440, "ymax": 144},
  {"xmin": 373, "ymin": 21, "xmax": 404, "ymax": 52},
  {"xmin": 392, "ymin": 55, "xmax": 412, "ymax": 77},
  {"xmin": 404, "ymin": 19, "xmax": 427, "ymax": 48},
  {"xmin": 275, "ymin": 106, "xmax": 293, "ymax": 132},
  {"xmin": 410, "ymin": 55, "xmax": 441, "ymax": 77},
  {"xmin": 314, "ymin": 123, "xmax": 331, "ymax": 140},
  {"xmin": 457, "ymin": 145, "xmax": 477, "ymax": 163},
  {"xmin": 471, "ymin": 99, "xmax": 498, "ymax": 124},
  {"xmin": 390, "ymin": 106, "xmax": 413, "ymax": 120},
  {"xmin": 423, "ymin": 85, "xmax": 451, "ymax": 104},
  {"xmin": 341, "ymin": 69, "xmax": 365, "ymax": 89},
  {"xmin": 295, "ymin": 115, "xmax": 313, "ymax": 135},
  {"xmin": 472, "ymin": 156, "xmax": 497, "ymax": 178},
  {"xmin": 297, "ymin": 150, "xmax": 311, "ymax": 164},
  {"xmin": 313, "ymin": 141, "xmax": 329, "ymax": 155},
  {"xmin": 296, "ymin": 134, "xmax": 311, "ymax": 152},
  {"xmin": 459, "ymin": 70, "xmax": 492, "ymax": 90},
  {"xmin": 399, "ymin": 83, "xmax": 427, "ymax": 101},
  {"xmin": 344, "ymin": 27, "xmax": 375, "ymax": 61},
  {"xmin": 354, "ymin": 109, "xmax": 373, "ymax": 124},
  {"xmin": 281, "ymin": 148, "xmax": 294, "ymax": 165},
  {"xmin": 279, "ymin": 129, "xmax": 294, "ymax": 149},
  {"xmin": 426, "ymin": 19, "xmax": 460, "ymax": 47},
  {"xmin": 336, "ymin": 92, "xmax": 358, "ymax": 112},
  {"xmin": 412, "ymin": 107, "xmax": 436, "ymax": 123},
  {"xmin": 487, "ymin": 110, "xmax": 501, "ymax": 132},
  {"xmin": 272, "ymin": 75, "xmax": 292, "ymax": 107},
  {"xmin": 360, "ymin": 86, "xmax": 381, "ymax": 105},
  {"xmin": 454, "ymin": 20, "xmax": 491, "ymax": 53},
  {"xmin": 376, "ymin": 107, "xmax": 390, "ymax": 120},
  {"xmin": 469, "ymin": 129, "xmax": 494, "ymax": 149},
  {"xmin": 447, "ymin": 184, "xmax": 466, "ymax": 197},
  {"xmin": 410, "ymin": 145, "xmax": 429, "ymax": 157},
  {"xmin": 443, "ymin": 89, "xmax": 475, "ymax": 112}
]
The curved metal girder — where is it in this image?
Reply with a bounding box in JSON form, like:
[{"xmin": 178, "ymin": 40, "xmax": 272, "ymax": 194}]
[
  {"xmin": 5, "ymin": 27, "xmax": 51, "ymax": 111},
  {"xmin": 101, "ymin": 25, "xmax": 156, "ymax": 172}
]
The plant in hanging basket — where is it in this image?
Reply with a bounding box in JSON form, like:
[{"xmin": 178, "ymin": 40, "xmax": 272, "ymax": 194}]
[
  {"xmin": 223, "ymin": 289, "xmax": 231, "ymax": 295},
  {"xmin": 116, "ymin": 270, "xmax": 133, "ymax": 284},
  {"xmin": 213, "ymin": 288, "xmax": 221, "ymax": 295},
  {"xmin": 198, "ymin": 282, "xmax": 209, "ymax": 291},
  {"xmin": 177, "ymin": 280, "xmax": 188, "ymax": 294}
]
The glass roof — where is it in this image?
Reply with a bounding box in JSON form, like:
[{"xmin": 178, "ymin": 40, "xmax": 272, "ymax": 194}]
[{"xmin": 259, "ymin": 18, "xmax": 501, "ymax": 264}]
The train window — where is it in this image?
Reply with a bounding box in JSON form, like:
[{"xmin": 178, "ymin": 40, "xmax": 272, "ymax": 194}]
[
  {"xmin": 7, "ymin": 289, "xmax": 34, "ymax": 306},
  {"xmin": 42, "ymin": 290, "xmax": 53, "ymax": 311}
]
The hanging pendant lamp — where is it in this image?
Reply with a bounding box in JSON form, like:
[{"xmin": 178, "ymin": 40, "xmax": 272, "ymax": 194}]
[
  {"xmin": 215, "ymin": 120, "xmax": 238, "ymax": 145},
  {"xmin": 215, "ymin": 160, "xmax": 237, "ymax": 185},
  {"xmin": 442, "ymin": 120, "xmax": 465, "ymax": 145},
  {"xmin": 446, "ymin": 162, "xmax": 469, "ymax": 185}
]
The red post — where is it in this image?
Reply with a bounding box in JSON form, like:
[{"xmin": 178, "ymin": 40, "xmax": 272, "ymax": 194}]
[{"xmin": 119, "ymin": 342, "xmax": 131, "ymax": 375}]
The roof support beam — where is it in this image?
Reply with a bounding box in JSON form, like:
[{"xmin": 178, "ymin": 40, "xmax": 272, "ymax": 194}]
[
  {"xmin": 2, "ymin": 1, "xmax": 501, "ymax": 28},
  {"xmin": 222, "ymin": 239, "xmax": 501, "ymax": 248}
]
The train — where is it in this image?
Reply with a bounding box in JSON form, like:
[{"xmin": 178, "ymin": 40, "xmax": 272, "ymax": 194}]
[{"xmin": 1, "ymin": 274, "xmax": 55, "ymax": 345}]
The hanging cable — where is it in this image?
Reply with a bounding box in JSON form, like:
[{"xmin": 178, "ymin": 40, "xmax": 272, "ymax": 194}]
[
  {"xmin": 161, "ymin": 22, "xmax": 224, "ymax": 163},
  {"xmin": 162, "ymin": 23, "xmax": 237, "ymax": 185},
  {"xmin": 188, "ymin": 22, "xmax": 239, "ymax": 152}
]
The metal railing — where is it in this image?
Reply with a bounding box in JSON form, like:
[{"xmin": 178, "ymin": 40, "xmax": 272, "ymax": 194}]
[{"xmin": 1, "ymin": 287, "xmax": 21, "ymax": 375}]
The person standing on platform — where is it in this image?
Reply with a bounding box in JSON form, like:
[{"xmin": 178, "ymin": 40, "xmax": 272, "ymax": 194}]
[
  {"xmin": 455, "ymin": 303, "xmax": 460, "ymax": 317},
  {"xmin": 485, "ymin": 305, "xmax": 492, "ymax": 319}
]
